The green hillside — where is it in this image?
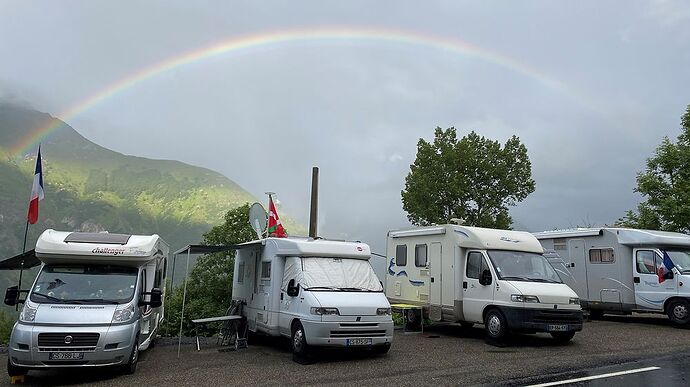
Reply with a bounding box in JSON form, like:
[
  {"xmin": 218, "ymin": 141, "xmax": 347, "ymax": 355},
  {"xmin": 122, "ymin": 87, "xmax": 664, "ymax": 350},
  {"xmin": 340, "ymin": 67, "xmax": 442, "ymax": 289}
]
[{"xmin": 0, "ymin": 103, "xmax": 304, "ymax": 294}]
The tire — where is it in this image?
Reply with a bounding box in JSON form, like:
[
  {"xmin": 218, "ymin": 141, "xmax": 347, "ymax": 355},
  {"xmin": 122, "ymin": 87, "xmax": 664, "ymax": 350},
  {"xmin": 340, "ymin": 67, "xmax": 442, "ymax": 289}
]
[
  {"xmin": 7, "ymin": 358, "xmax": 27, "ymax": 378},
  {"xmin": 122, "ymin": 334, "xmax": 140, "ymax": 375},
  {"xmin": 291, "ymin": 322, "xmax": 309, "ymax": 357},
  {"xmin": 372, "ymin": 343, "xmax": 391, "ymax": 355},
  {"xmin": 484, "ymin": 309, "xmax": 508, "ymax": 342},
  {"xmin": 405, "ymin": 309, "xmax": 422, "ymax": 331},
  {"xmin": 588, "ymin": 309, "xmax": 604, "ymax": 320},
  {"xmin": 667, "ymin": 299, "xmax": 690, "ymax": 325},
  {"xmin": 550, "ymin": 331, "xmax": 576, "ymax": 343}
]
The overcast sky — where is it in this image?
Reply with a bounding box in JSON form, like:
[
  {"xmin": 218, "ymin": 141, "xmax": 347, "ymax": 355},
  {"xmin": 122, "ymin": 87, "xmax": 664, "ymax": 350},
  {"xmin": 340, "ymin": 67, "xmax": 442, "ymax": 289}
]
[{"xmin": 1, "ymin": 1, "xmax": 689, "ymax": 261}]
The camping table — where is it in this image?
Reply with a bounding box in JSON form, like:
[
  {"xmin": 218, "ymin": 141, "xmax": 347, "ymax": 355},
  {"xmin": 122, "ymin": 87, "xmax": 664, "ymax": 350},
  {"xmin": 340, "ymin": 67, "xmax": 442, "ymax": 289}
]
[
  {"xmin": 390, "ymin": 303, "xmax": 424, "ymax": 333},
  {"xmin": 191, "ymin": 315, "xmax": 244, "ymax": 351}
]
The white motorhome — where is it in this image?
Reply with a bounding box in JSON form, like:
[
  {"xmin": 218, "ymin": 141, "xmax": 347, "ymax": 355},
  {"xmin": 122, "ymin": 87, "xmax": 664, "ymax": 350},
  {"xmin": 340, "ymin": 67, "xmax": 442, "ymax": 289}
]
[
  {"xmin": 5, "ymin": 230, "xmax": 167, "ymax": 377},
  {"xmin": 386, "ymin": 225, "xmax": 583, "ymax": 343},
  {"xmin": 231, "ymin": 237, "xmax": 394, "ymax": 357},
  {"xmin": 535, "ymin": 228, "xmax": 690, "ymax": 325}
]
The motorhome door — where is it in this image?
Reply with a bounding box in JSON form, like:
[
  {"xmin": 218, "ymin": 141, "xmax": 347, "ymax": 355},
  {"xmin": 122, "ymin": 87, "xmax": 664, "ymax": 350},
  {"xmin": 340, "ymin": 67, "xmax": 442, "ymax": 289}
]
[
  {"xmin": 633, "ymin": 249, "xmax": 676, "ymax": 311},
  {"xmin": 429, "ymin": 242, "xmax": 442, "ymax": 321},
  {"xmin": 566, "ymin": 239, "xmax": 589, "ymax": 299},
  {"xmin": 462, "ymin": 251, "xmax": 494, "ymax": 323}
]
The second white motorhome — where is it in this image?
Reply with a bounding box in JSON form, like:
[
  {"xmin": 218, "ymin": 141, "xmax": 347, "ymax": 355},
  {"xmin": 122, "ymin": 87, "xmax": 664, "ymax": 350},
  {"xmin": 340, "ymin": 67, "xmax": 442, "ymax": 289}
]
[
  {"xmin": 535, "ymin": 228, "xmax": 690, "ymax": 325},
  {"xmin": 386, "ymin": 225, "xmax": 583, "ymax": 343},
  {"xmin": 5, "ymin": 230, "xmax": 167, "ymax": 377},
  {"xmin": 231, "ymin": 237, "xmax": 394, "ymax": 357}
]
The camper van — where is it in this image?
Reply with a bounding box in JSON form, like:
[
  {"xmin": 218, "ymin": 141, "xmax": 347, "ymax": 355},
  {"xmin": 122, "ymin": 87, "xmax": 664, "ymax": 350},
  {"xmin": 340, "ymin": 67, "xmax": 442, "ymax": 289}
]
[
  {"xmin": 535, "ymin": 228, "xmax": 690, "ymax": 325},
  {"xmin": 231, "ymin": 237, "xmax": 394, "ymax": 357},
  {"xmin": 4, "ymin": 230, "xmax": 167, "ymax": 377},
  {"xmin": 386, "ymin": 225, "xmax": 583, "ymax": 343}
]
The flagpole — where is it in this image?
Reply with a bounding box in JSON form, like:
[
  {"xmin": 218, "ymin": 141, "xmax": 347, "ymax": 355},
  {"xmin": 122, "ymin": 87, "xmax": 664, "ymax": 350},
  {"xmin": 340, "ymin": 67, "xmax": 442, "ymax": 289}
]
[{"xmin": 16, "ymin": 220, "xmax": 29, "ymax": 310}]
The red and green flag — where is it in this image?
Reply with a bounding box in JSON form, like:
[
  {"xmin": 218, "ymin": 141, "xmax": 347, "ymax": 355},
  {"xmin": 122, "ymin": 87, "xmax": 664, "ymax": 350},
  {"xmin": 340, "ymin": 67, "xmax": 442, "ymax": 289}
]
[{"xmin": 267, "ymin": 195, "xmax": 287, "ymax": 238}]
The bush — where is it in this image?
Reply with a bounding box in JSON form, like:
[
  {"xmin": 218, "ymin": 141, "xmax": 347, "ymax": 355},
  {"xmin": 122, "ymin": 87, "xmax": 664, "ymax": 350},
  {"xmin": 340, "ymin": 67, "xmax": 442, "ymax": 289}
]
[{"xmin": 0, "ymin": 310, "xmax": 17, "ymax": 344}]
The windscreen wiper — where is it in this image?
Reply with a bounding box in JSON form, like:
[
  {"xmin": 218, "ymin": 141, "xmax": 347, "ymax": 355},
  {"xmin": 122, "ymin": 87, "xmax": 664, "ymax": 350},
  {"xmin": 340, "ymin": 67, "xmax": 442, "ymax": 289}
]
[
  {"xmin": 305, "ymin": 286, "xmax": 339, "ymax": 291},
  {"xmin": 338, "ymin": 287, "xmax": 374, "ymax": 292},
  {"xmin": 500, "ymin": 276, "xmax": 531, "ymax": 281},
  {"xmin": 71, "ymin": 299, "xmax": 120, "ymax": 304},
  {"xmin": 31, "ymin": 292, "xmax": 65, "ymax": 303}
]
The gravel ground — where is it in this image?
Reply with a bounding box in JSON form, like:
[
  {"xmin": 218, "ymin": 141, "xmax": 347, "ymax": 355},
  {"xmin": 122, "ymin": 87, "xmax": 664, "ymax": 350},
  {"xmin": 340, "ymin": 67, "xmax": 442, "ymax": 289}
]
[{"xmin": 2, "ymin": 314, "xmax": 689, "ymax": 386}]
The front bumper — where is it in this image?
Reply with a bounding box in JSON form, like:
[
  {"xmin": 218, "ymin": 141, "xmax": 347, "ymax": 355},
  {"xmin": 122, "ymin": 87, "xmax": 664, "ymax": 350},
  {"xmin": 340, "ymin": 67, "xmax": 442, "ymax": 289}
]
[
  {"xmin": 8, "ymin": 322, "xmax": 138, "ymax": 369},
  {"xmin": 301, "ymin": 317, "xmax": 394, "ymax": 347},
  {"xmin": 497, "ymin": 306, "xmax": 583, "ymax": 333}
]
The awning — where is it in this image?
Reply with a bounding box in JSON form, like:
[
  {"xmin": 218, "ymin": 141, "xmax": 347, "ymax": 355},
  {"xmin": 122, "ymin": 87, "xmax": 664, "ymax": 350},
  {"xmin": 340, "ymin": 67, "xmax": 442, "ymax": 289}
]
[
  {"xmin": 172, "ymin": 244, "xmax": 239, "ymax": 255},
  {"xmin": 0, "ymin": 250, "xmax": 41, "ymax": 270}
]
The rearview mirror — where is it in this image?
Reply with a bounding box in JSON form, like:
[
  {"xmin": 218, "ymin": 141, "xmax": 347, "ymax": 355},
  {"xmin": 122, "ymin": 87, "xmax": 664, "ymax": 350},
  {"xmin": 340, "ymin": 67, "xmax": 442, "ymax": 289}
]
[
  {"xmin": 140, "ymin": 288, "xmax": 163, "ymax": 308},
  {"xmin": 287, "ymin": 279, "xmax": 299, "ymax": 297},
  {"xmin": 664, "ymin": 271, "xmax": 674, "ymax": 280},
  {"xmin": 479, "ymin": 269, "xmax": 492, "ymax": 286},
  {"xmin": 4, "ymin": 286, "xmax": 19, "ymax": 306}
]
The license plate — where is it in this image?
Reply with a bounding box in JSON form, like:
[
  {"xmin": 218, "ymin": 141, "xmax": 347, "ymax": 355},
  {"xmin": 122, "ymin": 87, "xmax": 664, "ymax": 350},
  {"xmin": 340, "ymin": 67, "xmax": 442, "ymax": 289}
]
[
  {"xmin": 346, "ymin": 338, "xmax": 372, "ymax": 346},
  {"xmin": 547, "ymin": 324, "xmax": 569, "ymax": 332},
  {"xmin": 49, "ymin": 352, "xmax": 84, "ymax": 360}
]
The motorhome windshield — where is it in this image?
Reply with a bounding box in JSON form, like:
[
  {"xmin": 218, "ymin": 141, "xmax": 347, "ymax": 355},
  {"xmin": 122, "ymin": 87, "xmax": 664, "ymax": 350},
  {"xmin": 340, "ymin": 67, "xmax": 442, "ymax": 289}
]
[
  {"xmin": 290, "ymin": 257, "xmax": 383, "ymax": 292},
  {"xmin": 30, "ymin": 265, "xmax": 138, "ymax": 304},
  {"xmin": 487, "ymin": 250, "xmax": 562, "ymax": 283},
  {"xmin": 664, "ymin": 250, "xmax": 690, "ymax": 273}
]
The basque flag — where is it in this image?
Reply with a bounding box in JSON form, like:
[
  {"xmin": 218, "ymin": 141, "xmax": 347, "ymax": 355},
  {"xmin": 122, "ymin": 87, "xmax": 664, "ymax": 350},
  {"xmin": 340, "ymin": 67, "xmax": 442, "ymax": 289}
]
[
  {"xmin": 658, "ymin": 251, "xmax": 675, "ymax": 283},
  {"xmin": 27, "ymin": 145, "xmax": 44, "ymax": 225}
]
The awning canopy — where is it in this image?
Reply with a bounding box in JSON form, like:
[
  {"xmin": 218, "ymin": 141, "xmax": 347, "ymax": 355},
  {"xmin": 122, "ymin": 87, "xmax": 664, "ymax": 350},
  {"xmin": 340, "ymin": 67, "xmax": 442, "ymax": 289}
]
[
  {"xmin": 0, "ymin": 250, "xmax": 41, "ymax": 270},
  {"xmin": 172, "ymin": 244, "xmax": 239, "ymax": 256}
]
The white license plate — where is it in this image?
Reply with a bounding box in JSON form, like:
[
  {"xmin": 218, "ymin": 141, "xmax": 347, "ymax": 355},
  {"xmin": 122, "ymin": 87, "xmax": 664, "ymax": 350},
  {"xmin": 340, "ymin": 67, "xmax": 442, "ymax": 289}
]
[
  {"xmin": 49, "ymin": 352, "xmax": 84, "ymax": 360},
  {"xmin": 346, "ymin": 338, "xmax": 373, "ymax": 346},
  {"xmin": 547, "ymin": 324, "xmax": 569, "ymax": 332}
]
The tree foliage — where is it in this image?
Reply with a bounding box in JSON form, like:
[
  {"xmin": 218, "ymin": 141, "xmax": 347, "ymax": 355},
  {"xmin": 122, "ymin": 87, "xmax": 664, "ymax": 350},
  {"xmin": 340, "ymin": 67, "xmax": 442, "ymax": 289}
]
[
  {"xmin": 617, "ymin": 105, "xmax": 690, "ymax": 232},
  {"xmin": 401, "ymin": 127, "xmax": 535, "ymax": 229},
  {"xmin": 161, "ymin": 203, "xmax": 255, "ymax": 336}
]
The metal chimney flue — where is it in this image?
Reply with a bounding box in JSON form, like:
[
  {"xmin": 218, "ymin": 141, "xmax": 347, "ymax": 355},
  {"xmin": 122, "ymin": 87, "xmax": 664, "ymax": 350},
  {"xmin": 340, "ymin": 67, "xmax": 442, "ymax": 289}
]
[{"xmin": 309, "ymin": 166, "xmax": 319, "ymax": 238}]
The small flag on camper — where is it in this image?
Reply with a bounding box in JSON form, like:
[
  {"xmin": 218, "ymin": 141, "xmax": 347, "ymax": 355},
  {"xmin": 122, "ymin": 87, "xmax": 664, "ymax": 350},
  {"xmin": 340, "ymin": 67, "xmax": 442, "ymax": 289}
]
[
  {"xmin": 27, "ymin": 145, "xmax": 45, "ymax": 225},
  {"xmin": 267, "ymin": 195, "xmax": 287, "ymax": 238},
  {"xmin": 658, "ymin": 251, "xmax": 675, "ymax": 283}
]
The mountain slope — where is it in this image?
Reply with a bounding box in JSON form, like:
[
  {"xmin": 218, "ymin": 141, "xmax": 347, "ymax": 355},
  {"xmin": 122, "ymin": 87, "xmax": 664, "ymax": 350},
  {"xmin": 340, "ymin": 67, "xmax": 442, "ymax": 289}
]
[{"xmin": 0, "ymin": 103, "xmax": 303, "ymax": 290}]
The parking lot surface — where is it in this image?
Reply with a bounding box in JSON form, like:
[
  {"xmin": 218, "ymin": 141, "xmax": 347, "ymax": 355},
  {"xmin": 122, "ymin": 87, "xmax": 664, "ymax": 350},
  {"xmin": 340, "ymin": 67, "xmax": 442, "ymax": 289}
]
[{"xmin": 2, "ymin": 314, "xmax": 689, "ymax": 386}]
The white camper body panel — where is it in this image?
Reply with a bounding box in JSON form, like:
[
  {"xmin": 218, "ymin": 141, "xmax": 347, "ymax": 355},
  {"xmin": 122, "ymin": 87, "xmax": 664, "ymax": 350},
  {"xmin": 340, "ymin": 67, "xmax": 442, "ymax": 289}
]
[
  {"xmin": 8, "ymin": 230, "xmax": 168, "ymax": 372},
  {"xmin": 386, "ymin": 225, "xmax": 583, "ymax": 336},
  {"xmin": 535, "ymin": 228, "xmax": 690, "ymax": 317},
  {"xmin": 231, "ymin": 237, "xmax": 393, "ymax": 351}
]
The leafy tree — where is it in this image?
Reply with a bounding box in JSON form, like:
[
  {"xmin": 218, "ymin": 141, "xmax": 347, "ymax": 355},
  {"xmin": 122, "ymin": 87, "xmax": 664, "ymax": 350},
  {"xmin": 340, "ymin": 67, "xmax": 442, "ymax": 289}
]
[
  {"xmin": 617, "ymin": 105, "xmax": 690, "ymax": 232},
  {"xmin": 161, "ymin": 203, "xmax": 255, "ymax": 336},
  {"xmin": 401, "ymin": 127, "xmax": 535, "ymax": 229}
]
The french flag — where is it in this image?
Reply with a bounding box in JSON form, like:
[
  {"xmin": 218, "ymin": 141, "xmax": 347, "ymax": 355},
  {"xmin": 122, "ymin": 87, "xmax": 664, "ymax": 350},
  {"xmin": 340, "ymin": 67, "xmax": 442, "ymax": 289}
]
[
  {"xmin": 658, "ymin": 251, "xmax": 675, "ymax": 283},
  {"xmin": 27, "ymin": 146, "xmax": 44, "ymax": 225}
]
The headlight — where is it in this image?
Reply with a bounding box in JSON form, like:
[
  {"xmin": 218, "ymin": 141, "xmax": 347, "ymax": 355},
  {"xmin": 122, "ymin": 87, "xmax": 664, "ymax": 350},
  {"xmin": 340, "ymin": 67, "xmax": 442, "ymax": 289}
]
[
  {"xmin": 19, "ymin": 302, "xmax": 37, "ymax": 322},
  {"xmin": 376, "ymin": 308, "xmax": 392, "ymax": 316},
  {"xmin": 569, "ymin": 297, "xmax": 580, "ymax": 305},
  {"xmin": 112, "ymin": 302, "xmax": 136, "ymax": 323},
  {"xmin": 310, "ymin": 307, "xmax": 340, "ymax": 315},
  {"xmin": 511, "ymin": 294, "xmax": 540, "ymax": 303}
]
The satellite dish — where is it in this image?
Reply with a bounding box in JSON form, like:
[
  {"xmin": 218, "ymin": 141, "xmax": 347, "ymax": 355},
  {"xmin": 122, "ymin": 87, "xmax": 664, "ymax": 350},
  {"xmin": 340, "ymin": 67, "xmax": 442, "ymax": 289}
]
[{"xmin": 248, "ymin": 202, "xmax": 268, "ymax": 238}]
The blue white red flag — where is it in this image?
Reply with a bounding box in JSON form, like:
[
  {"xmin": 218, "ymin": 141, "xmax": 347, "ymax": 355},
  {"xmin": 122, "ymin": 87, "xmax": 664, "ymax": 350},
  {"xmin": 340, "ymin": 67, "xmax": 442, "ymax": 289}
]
[
  {"xmin": 27, "ymin": 145, "xmax": 44, "ymax": 225},
  {"xmin": 658, "ymin": 251, "xmax": 675, "ymax": 283}
]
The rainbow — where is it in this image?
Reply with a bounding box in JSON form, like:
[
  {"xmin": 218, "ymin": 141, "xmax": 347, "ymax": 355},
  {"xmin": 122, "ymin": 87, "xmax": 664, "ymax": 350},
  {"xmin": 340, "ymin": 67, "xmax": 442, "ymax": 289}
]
[{"xmin": 10, "ymin": 26, "xmax": 598, "ymax": 156}]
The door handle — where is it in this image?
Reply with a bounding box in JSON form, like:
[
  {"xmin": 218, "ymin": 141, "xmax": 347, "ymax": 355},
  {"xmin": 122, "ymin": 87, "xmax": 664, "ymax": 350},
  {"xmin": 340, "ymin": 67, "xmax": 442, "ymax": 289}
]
[
  {"xmin": 634, "ymin": 277, "xmax": 640, "ymax": 283},
  {"xmin": 463, "ymin": 281, "xmax": 467, "ymax": 289},
  {"xmin": 431, "ymin": 277, "xmax": 434, "ymax": 283},
  {"xmin": 570, "ymin": 263, "xmax": 575, "ymax": 268}
]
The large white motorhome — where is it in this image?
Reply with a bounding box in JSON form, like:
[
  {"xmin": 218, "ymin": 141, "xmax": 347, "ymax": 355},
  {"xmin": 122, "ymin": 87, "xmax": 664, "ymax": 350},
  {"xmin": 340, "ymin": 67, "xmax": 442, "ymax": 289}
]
[
  {"xmin": 386, "ymin": 225, "xmax": 583, "ymax": 343},
  {"xmin": 231, "ymin": 237, "xmax": 394, "ymax": 357},
  {"xmin": 5, "ymin": 230, "xmax": 167, "ymax": 377},
  {"xmin": 535, "ymin": 228, "xmax": 690, "ymax": 325}
]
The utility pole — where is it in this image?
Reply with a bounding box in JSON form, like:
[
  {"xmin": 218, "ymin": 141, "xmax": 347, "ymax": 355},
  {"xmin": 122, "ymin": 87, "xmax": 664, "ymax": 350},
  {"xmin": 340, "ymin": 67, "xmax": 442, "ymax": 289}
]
[{"xmin": 309, "ymin": 167, "xmax": 319, "ymax": 238}]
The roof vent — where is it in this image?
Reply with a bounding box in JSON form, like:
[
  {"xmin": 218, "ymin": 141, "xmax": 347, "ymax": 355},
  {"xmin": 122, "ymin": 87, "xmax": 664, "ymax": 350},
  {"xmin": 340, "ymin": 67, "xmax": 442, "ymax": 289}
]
[{"xmin": 64, "ymin": 232, "xmax": 131, "ymax": 245}]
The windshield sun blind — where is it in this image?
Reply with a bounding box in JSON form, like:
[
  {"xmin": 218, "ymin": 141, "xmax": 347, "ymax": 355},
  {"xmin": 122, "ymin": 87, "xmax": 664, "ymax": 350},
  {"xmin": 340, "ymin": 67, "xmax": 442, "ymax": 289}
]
[{"xmin": 64, "ymin": 232, "xmax": 131, "ymax": 245}]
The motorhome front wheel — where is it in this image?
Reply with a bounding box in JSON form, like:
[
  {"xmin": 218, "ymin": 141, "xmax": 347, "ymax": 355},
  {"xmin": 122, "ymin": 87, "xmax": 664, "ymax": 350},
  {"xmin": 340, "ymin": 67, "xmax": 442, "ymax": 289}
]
[
  {"xmin": 668, "ymin": 299, "xmax": 690, "ymax": 325},
  {"xmin": 484, "ymin": 309, "xmax": 507, "ymax": 341},
  {"xmin": 291, "ymin": 322, "xmax": 309, "ymax": 356}
]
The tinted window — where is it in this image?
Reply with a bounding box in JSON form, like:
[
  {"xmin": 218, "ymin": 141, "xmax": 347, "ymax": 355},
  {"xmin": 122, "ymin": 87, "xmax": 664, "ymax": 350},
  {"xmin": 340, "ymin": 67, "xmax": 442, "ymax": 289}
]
[
  {"xmin": 396, "ymin": 245, "xmax": 407, "ymax": 266},
  {"xmin": 466, "ymin": 252, "xmax": 483, "ymax": 279},
  {"xmin": 415, "ymin": 244, "xmax": 428, "ymax": 267},
  {"xmin": 589, "ymin": 249, "xmax": 614, "ymax": 264},
  {"xmin": 30, "ymin": 265, "xmax": 139, "ymax": 305}
]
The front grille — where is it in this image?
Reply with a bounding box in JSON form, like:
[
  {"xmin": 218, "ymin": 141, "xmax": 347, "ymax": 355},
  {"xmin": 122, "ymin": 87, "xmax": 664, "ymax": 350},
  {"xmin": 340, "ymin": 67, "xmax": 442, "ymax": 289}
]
[
  {"xmin": 339, "ymin": 323, "xmax": 378, "ymax": 327},
  {"xmin": 532, "ymin": 310, "xmax": 582, "ymax": 324},
  {"xmin": 38, "ymin": 333, "xmax": 99, "ymax": 347},
  {"xmin": 37, "ymin": 347, "xmax": 96, "ymax": 352},
  {"xmin": 330, "ymin": 330, "xmax": 387, "ymax": 338}
]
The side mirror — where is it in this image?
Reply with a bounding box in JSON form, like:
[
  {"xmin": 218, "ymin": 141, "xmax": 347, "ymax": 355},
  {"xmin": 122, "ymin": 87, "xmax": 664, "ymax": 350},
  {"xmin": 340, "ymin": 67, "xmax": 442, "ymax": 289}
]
[
  {"xmin": 140, "ymin": 288, "xmax": 163, "ymax": 308},
  {"xmin": 4, "ymin": 286, "xmax": 19, "ymax": 306},
  {"xmin": 664, "ymin": 271, "xmax": 674, "ymax": 280},
  {"xmin": 286, "ymin": 279, "xmax": 299, "ymax": 297},
  {"xmin": 479, "ymin": 269, "xmax": 492, "ymax": 286}
]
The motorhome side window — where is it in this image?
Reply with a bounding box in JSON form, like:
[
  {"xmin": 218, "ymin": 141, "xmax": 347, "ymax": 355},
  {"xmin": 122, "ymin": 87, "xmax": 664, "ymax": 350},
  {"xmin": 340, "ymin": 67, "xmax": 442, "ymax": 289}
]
[
  {"xmin": 553, "ymin": 238, "xmax": 567, "ymax": 251},
  {"xmin": 415, "ymin": 244, "xmax": 428, "ymax": 267},
  {"xmin": 237, "ymin": 262, "xmax": 245, "ymax": 284},
  {"xmin": 636, "ymin": 250, "xmax": 658, "ymax": 274},
  {"xmin": 396, "ymin": 245, "xmax": 407, "ymax": 266},
  {"xmin": 466, "ymin": 252, "xmax": 486, "ymax": 279},
  {"xmin": 589, "ymin": 248, "xmax": 614, "ymax": 263},
  {"xmin": 261, "ymin": 261, "xmax": 271, "ymax": 279}
]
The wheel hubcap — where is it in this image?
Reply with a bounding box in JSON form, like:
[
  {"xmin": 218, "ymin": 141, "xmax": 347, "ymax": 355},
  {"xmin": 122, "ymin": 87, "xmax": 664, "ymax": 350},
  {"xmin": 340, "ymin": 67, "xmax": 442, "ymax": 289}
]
[
  {"xmin": 293, "ymin": 329, "xmax": 304, "ymax": 352},
  {"xmin": 488, "ymin": 315, "xmax": 501, "ymax": 336},
  {"xmin": 673, "ymin": 304, "xmax": 688, "ymax": 320}
]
